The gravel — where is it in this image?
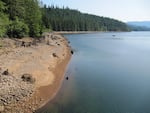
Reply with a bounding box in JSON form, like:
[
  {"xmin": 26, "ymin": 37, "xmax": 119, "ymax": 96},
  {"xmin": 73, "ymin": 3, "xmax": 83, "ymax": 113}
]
[{"xmin": 0, "ymin": 70, "xmax": 35, "ymax": 112}]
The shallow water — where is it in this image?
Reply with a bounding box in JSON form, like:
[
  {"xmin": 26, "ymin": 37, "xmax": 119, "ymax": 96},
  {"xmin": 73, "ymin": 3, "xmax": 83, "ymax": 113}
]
[{"xmin": 37, "ymin": 31, "xmax": 150, "ymax": 113}]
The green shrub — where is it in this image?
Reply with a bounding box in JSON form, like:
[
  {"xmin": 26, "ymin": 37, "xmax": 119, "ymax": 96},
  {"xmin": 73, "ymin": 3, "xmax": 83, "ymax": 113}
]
[
  {"xmin": 0, "ymin": 1, "xmax": 9, "ymax": 38},
  {"xmin": 7, "ymin": 20, "xmax": 29, "ymax": 38},
  {"xmin": 0, "ymin": 16, "xmax": 9, "ymax": 38},
  {"xmin": 0, "ymin": 15, "xmax": 9, "ymax": 38}
]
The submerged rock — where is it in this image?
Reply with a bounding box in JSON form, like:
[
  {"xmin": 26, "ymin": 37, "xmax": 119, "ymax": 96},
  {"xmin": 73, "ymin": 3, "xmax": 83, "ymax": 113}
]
[
  {"xmin": 66, "ymin": 76, "xmax": 69, "ymax": 80},
  {"xmin": 71, "ymin": 50, "xmax": 74, "ymax": 54}
]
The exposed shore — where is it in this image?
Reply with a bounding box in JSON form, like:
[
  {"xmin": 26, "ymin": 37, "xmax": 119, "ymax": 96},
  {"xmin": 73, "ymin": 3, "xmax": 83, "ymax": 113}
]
[
  {"xmin": 54, "ymin": 31, "xmax": 100, "ymax": 35},
  {"xmin": 0, "ymin": 33, "xmax": 72, "ymax": 113}
]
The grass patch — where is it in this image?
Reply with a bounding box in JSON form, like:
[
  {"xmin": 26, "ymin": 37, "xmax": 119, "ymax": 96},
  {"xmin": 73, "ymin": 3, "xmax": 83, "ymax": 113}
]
[{"xmin": 42, "ymin": 28, "xmax": 53, "ymax": 33}]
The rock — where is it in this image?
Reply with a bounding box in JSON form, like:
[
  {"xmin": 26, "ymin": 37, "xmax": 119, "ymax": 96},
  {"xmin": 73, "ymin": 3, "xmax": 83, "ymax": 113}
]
[
  {"xmin": 21, "ymin": 41, "xmax": 25, "ymax": 47},
  {"xmin": 66, "ymin": 76, "xmax": 69, "ymax": 80},
  {"xmin": 21, "ymin": 73, "xmax": 36, "ymax": 84},
  {"xmin": 2, "ymin": 69, "xmax": 9, "ymax": 75},
  {"xmin": 0, "ymin": 105, "xmax": 4, "ymax": 112},
  {"xmin": 0, "ymin": 72, "xmax": 35, "ymax": 107},
  {"xmin": 71, "ymin": 50, "xmax": 74, "ymax": 54},
  {"xmin": 52, "ymin": 53, "xmax": 58, "ymax": 58}
]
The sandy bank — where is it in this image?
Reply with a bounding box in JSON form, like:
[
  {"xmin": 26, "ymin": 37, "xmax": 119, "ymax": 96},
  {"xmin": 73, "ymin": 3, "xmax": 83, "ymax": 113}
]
[
  {"xmin": 54, "ymin": 31, "xmax": 100, "ymax": 34},
  {"xmin": 0, "ymin": 33, "xmax": 72, "ymax": 113}
]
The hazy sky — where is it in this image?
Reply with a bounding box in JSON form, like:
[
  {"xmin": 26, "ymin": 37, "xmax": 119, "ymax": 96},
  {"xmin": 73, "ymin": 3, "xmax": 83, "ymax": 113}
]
[{"xmin": 41, "ymin": 0, "xmax": 150, "ymax": 22}]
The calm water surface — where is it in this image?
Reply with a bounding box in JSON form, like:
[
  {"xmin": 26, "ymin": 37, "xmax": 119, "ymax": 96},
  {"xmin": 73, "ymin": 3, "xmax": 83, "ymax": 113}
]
[{"xmin": 37, "ymin": 32, "xmax": 150, "ymax": 113}]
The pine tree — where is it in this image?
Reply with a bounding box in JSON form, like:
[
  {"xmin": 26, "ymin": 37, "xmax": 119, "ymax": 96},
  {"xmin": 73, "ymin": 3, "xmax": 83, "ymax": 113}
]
[
  {"xmin": 0, "ymin": 0, "xmax": 9, "ymax": 37},
  {"xmin": 24, "ymin": 0, "xmax": 42, "ymax": 37}
]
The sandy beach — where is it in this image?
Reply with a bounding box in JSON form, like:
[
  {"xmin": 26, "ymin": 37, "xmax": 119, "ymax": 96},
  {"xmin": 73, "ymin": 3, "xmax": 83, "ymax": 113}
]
[{"xmin": 0, "ymin": 33, "xmax": 72, "ymax": 113}]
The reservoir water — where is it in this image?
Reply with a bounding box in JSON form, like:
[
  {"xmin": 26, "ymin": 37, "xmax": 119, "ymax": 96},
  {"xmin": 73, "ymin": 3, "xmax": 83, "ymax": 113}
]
[{"xmin": 38, "ymin": 32, "xmax": 150, "ymax": 113}]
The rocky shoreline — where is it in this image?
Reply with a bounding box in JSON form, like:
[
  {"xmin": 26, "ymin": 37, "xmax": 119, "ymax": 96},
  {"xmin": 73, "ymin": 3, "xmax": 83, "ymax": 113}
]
[
  {"xmin": 0, "ymin": 71, "xmax": 35, "ymax": 112},
  {"xmin": 0, "ymin": 33, "xmax": 72, "ymax": 113}
]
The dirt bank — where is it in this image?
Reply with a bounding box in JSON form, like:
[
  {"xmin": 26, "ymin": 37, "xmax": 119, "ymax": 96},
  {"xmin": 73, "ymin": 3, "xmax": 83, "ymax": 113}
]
[{"xmin": 0, "ymin": 33, "xmax": 72, "ymax": 113}]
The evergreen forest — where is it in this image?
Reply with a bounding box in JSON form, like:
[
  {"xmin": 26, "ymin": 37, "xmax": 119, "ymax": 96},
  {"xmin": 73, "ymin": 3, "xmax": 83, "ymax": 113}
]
[
  {"xmin": 0, "ymin": 0, "xmax": 129, "ymax": 38},
  {"xmin": 42, "ymin": 5, "xmax": 129, "ymax": 32}
]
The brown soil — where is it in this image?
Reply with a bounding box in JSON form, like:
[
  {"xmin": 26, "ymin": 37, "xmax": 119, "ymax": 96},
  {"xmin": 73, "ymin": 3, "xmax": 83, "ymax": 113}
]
[{"xmin": 0, "ymin": 33, "xmax": 72, "ymax": 113}]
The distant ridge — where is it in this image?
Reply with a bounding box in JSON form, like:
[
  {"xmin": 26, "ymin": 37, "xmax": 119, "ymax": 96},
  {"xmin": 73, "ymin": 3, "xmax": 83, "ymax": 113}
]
[{"xmin": 127, "ymin": 21, "xmax": 150, "ymax": 28}]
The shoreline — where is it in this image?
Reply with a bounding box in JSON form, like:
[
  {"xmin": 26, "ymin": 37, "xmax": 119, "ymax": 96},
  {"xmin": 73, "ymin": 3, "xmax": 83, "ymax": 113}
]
[
  {"xmin": 0, "ymin": 33, "xmax": 72, "ymax": 113},
  {"xmin": 35, "ymin": 37, "xmax": 72, "ymax": 110},
  {"xmin": 54, "ymin": 31, "xmax": 101, "ymax": 35},
  {"xmin": 53, "ymin": 31, "xmax": 130, "ymax": 35}
]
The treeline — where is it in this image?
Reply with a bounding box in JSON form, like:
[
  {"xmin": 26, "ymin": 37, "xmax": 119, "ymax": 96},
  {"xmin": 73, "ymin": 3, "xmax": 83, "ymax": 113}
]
[
  {"xmin": 0, "ymin": 0, "xmax": 42, "ymax": 38},
  {"xmin": 0, "ymin": 0, "xmax": 129, "ymax": 38},
  {"xmin": 42, "ymin": 5, "xmax": 129, "ymax": 31}
]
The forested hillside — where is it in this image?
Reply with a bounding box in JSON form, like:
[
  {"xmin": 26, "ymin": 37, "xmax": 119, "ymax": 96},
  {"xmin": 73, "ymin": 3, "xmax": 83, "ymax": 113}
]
[
  {"xmin": 0, "ymin": 0, "xmax": 129, "ymax": 38},
  {"xmin": 0, "ymin": 0, "xmax": 42, "ymax": 38},
  {"xmin": 42, "ymin": 5, "xmax": 129, "ymax": 31}
]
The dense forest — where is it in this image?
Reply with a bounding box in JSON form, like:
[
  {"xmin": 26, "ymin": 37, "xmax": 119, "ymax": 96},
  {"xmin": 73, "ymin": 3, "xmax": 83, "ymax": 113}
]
[
  {"xmin": 0, "ymin": 0, "xmax": 129, "ymax": 38},
  {"xmin": 0, "ymin": 0, "xmax": 42, "ymax": 38},
  {"xmin": 41, "ymin": 5, "xmax": 129, "ymax": 32}
]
